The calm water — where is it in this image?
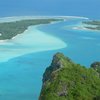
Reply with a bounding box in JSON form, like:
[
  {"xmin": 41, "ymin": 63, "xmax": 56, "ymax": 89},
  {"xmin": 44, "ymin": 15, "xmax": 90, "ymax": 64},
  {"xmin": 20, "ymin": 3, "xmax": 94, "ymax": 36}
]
[
  {"xmin": 0, "ymin": 17, "xmax": 100, "ymax": 100},
  {"xmin": 0, "ymin": 0, "xmax": 100, "ymax": 19}
]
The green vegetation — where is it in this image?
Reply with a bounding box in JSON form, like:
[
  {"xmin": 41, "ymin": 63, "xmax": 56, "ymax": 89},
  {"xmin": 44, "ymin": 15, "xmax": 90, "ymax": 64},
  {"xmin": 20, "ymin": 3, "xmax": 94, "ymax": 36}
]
[
  {"xmin": 39, "ymin": 53, "xmax": 100, "ymax": 100},
  {"xmin": 83, "ymin": 20, "xmax": 100, "ymax": 30},
  {"xmin": 0, "ymin": 19, "xmax": 62, "ymax": 40}
]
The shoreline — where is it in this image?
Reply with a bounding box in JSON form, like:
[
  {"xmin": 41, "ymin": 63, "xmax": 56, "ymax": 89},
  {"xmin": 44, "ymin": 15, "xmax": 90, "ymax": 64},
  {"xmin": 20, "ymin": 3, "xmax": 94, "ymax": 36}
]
[
  {"xmin": 0, "ymin": 24, "xmax": 67, "ymax": 62},
  {"xmin": 0, "ymin": 19, "xmax": 62, "ymax": 43},
  {"xmin": 0, "ymin": 16, "xmax": 89, "ymax": 23},
  {"xmin": 72, "ymin": 22, "xmax": 100, "ymax": 32},
  {"xmin": 0, "ymin": 15, "xmax": 89, "ymax": 42},
  {"xmin": 72, "ymin": 26, "xmax": 100, "ymax": 32},
  {"xmin": 0, "ymin": 18, "xmax": 63, "ymax": 40}
]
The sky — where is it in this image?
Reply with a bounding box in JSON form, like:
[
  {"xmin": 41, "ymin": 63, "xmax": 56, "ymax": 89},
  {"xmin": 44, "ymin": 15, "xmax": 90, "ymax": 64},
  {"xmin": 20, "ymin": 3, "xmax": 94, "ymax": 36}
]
[{"xmin": 0, "ymin": 0, "xmax": 100, "ymax": 19}]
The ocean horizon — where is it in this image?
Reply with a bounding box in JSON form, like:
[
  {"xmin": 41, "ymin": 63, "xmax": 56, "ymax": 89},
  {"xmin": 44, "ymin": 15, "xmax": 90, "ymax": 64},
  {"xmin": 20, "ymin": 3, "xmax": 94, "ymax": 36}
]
[{"xmin": 0, "ymin": 0, "xmax": 100, "ymax": 19}]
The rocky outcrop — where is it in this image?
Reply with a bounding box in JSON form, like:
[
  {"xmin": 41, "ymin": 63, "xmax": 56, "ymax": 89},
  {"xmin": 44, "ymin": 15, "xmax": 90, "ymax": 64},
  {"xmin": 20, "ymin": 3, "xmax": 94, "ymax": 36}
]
[
  {"xmin": 91, "ymin": 62, "xmax": 100, "ymax": 75},
  {"xmin": 42, "ymin": 52, "xmax": 71, "ymax": 84},
  {"xmin": 39, "ymin": 53, "xmax": 100, "ymax": 100}
]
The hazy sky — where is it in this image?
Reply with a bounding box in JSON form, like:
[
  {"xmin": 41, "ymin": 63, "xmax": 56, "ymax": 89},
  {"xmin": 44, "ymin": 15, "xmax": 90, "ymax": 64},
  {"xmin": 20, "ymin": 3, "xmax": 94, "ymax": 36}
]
[{"xmin": 0, "ymin": 0, "xmax": 100, "ymax": 19}]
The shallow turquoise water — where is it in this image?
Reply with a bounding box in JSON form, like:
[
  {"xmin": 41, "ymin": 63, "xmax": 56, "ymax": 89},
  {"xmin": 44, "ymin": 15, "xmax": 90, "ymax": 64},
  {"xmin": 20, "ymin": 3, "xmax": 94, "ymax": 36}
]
[
  {"xmin": 0, "ymin": 17, "xmax": 100, "ymax": 100},
  {"xmin": 0, "ymin": 25, "xmax": 66, "ymax": 62}
]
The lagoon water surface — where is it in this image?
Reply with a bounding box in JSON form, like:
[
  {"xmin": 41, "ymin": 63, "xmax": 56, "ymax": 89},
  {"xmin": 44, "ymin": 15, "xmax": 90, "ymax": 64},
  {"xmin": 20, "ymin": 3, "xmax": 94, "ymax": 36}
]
[
  {"xmin": 0, "ymin": 16, "xmax": 100, "ymax": 100},
  {"xmin": 0, "ymin": 25, "xmax": 66, "ymax": 62}
]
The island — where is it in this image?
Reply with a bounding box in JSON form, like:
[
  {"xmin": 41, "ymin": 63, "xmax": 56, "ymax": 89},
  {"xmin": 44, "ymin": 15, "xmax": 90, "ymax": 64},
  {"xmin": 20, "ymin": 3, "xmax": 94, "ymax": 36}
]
[
  {"xmin": 82, "ymin": 20, "xmax": 100, "ymax": 31},
  {"xmin": 39, "ymin": 53, "xmax": 100, "ymax": 100},
  {"xmin": 0, "ymin": 18, "xmax": 62, "ymax": 40}
]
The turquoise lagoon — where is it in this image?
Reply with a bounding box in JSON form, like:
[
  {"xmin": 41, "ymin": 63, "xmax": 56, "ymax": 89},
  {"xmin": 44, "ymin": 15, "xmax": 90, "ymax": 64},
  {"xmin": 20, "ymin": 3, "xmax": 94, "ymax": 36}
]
[
  {"xmin": 0, "ymin": 16, "xmax": 100, "ymax": 100},
  {"xmin": 0, "ymin": 25, "xmax": 66, "ymax": 62}
]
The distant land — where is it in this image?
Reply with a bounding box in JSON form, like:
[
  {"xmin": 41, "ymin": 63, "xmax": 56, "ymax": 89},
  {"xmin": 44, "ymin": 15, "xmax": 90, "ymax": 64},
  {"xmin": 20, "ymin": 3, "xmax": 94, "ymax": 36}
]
[
  {"xmin": 0, "ymin": 16, "xmax": 89, "ymax": 40},
  {"xmin": 39, "ymin": 53, "xmax": 100, "ymax": 100},
  {"xmin": 83, "ymin": 20, "xmax": 100, "ymax": 31},
  {"xmin": 0, "ymin": 18, "xmax": 62, "ymax": 40}
]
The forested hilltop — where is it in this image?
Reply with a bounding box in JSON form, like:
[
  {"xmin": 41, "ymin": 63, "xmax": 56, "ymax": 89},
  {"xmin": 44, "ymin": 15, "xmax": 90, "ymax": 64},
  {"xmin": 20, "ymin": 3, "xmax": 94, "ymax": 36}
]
[
  {"xmin": 0, "ymin": 19, "xmax": 61, "ymax": 40},
  {"xmin": 39, "ymin": 53, "xmax": 100, "ymax": 100}
]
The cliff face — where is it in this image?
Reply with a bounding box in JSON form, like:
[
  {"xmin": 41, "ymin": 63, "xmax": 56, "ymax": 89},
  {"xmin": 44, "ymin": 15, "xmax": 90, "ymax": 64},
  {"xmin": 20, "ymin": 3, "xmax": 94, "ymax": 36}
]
[
  {"xmin": 91, "ymin": 62, "xmax": 100, "ymax": 76},
  {"xmin": 42, "ymin": 52, "xmax": 71, "ymax": 83},
  {"xmin": 39, "ymin": 53, "xmax": 100, "ymax": 100}
]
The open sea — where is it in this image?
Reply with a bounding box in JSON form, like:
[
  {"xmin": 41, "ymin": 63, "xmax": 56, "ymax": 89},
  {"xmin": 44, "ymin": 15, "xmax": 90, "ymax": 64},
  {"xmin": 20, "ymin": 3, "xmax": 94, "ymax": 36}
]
[{"xmin": 0, "ymin": 0, "xmax": 100, "ymax": 100}]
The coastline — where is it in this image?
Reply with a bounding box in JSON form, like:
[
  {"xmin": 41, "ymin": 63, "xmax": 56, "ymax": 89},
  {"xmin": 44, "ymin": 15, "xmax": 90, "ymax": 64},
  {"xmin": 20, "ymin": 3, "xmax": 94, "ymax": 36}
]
[
  {"xmin": 71, "ymin": 23, "xmax": 100, "ymax": 32},
  {"xmin": 0, "ymin": 24, "xmax": 67, "ymax": 62},
  {"xmin": 72, "ymin": 26, "xmax": 100, "ymax": 32},
  {"xmin": 0, "ymin": 18, "xmax": 62, "ymax": 43},
  {"xmin": 0, "ymin": 18, "xmax": 63, "ymax": 40},
  {"xmin": 0, "ymin": 15, "xmax": 89, "ymax": 42},
  {"xmin": 0, "ymin": 16, "xmax": 89, "ymax": 23}
]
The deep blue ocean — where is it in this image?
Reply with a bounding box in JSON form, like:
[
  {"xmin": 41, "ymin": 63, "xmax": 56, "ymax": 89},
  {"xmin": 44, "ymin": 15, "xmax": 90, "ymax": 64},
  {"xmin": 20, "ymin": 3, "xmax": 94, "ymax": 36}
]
[
  {"xmin": 0, "ymin": 0, "xmax": 100, "ymax": 100},
  {"xmin": 0, "ymin": 0, "xmax": 100, "ymax": 19}
]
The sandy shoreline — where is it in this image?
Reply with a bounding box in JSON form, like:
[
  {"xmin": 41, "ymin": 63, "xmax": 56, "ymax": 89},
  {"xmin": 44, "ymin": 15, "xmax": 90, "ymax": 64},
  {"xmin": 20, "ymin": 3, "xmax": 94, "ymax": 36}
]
[
  {"xmin": 0, "ymin": 16, "xmax": 89, "ymax": 23},
  {"xmin": 70, "ymin": 21, "xmax": 100, "ymax": 32},
  {"xmin": 0, "ymin": 23, "xmax": 67, "ymax": 62},
  {"xmin": 0, "ymin": 18, "xmax": 61, "ymax": 44},
  {"xmin": 0, "ymin": 15, "xmax": 89, "ymax": 45},
  {"xmin": 0, "ymin": 15, "xmax": 89, "ymax": 44},
  {"xmin": 72, "ymin": 25, "xmax": 100, "ymax": 32},
  {"xmin": 72, "ymin": 26, "xmax": 89, "ymax": 30}
]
